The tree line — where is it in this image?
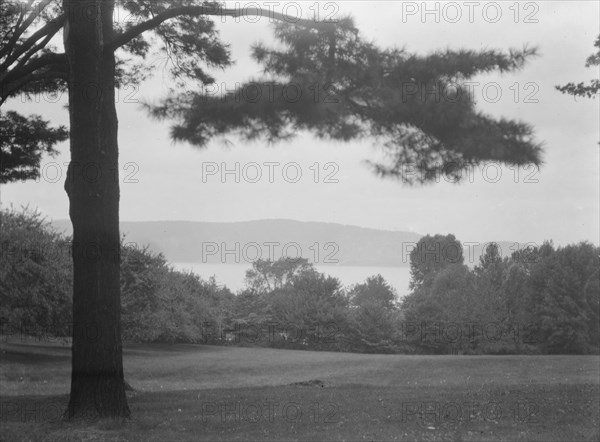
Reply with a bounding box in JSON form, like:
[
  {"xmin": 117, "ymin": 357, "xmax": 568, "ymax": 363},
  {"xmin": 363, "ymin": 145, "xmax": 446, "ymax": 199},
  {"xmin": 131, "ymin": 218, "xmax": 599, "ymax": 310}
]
[{"xmin": 2, "ymin": 207, "xmax": 598, "ymax": 355}]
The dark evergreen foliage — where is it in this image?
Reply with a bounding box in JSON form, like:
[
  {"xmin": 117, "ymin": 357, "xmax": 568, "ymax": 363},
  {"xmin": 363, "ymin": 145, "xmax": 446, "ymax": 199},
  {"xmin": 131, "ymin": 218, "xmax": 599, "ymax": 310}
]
[
  {"xmin": 0, "ymin": 111, "xmax": 68, "ymax": 183},
  {"xmin": 149, "ymin": 19, "xmax": 543, "ymax": 183}
]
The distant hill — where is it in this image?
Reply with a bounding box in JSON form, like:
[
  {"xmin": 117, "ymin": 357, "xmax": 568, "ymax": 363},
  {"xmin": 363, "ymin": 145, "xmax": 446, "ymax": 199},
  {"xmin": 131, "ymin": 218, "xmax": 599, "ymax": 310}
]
[{"xmin": 50, "ymin": 219, "xmax": 521, "ymax": 267}]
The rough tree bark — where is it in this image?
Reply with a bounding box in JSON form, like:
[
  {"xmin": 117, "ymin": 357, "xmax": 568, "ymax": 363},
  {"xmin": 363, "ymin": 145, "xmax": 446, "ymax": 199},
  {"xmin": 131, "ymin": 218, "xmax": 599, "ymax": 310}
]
[{"xmin": 63, "ymin": 0, "xmax": 129, "ymax": 419}]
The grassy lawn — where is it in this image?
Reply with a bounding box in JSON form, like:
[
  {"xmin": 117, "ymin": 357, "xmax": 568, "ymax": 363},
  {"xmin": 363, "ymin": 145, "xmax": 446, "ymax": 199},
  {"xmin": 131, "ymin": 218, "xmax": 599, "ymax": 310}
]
[{"xmin": 1, "ymin": 340, "xmax": 599, "ymax": 441}]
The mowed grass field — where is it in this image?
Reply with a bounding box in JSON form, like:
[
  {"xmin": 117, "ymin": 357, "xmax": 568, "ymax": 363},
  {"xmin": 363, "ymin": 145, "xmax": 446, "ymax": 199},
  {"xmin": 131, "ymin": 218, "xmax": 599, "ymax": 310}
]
[{"xmin": 1, "ymin": 340, "xmax": 599, "ymax": 441}]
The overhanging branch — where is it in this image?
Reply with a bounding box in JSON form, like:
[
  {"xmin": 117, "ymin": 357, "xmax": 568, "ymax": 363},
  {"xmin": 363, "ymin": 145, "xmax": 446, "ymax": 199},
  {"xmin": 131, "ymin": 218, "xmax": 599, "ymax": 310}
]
[
  {"xmin": 0, "ymin": 0, "xmax": 56, "ymax": 61},
  {"xmin": 0, "ymin": 14, "xmax": 66, "ymax": 71},
  {"xmin": 110, "ymin": 5, "xmax": 335, "ymax": 50},
  {"xmin": 0, "ymin": 52, "xmax": 67, "ymax": 103}
]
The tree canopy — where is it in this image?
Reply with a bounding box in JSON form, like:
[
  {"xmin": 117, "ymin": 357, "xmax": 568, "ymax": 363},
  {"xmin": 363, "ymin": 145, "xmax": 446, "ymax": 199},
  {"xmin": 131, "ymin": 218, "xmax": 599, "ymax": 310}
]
[
  {"xmin": 0, "ymin": 1, "xmax": 321, "ymax": 182},
  {"xmin": 1, "ymin": 1, "xmax": 544, "ymax": 185},
  {"xmin": 149, "ymin": 18, "xmax": 543, "ymax": 183}
]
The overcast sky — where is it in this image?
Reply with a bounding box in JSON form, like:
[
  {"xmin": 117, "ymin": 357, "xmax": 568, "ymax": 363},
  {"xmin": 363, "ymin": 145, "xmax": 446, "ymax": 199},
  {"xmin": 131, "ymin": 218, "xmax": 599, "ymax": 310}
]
[{"xmin": 2, "ymin": 1, "xmax": 599, "ymax": 247}]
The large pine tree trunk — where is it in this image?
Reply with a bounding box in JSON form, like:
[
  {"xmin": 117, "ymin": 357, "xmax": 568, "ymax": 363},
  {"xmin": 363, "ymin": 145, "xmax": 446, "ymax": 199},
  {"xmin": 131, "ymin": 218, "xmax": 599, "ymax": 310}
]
[{"xmin": 63, "ymin": 0, "xmax": 129, "ymax": 419}]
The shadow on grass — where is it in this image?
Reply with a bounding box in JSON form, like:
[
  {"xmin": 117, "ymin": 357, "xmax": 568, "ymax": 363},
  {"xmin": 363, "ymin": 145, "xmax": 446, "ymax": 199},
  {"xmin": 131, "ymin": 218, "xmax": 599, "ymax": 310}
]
[{"xmin": 1, "ymin": 348, "xmax": 71, "ymax": 365}]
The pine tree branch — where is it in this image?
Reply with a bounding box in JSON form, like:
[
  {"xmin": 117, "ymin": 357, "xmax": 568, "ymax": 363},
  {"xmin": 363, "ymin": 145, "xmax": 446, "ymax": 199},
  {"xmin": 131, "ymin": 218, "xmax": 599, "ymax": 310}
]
[
  {"xmin": 1, "ymin": 51, "xmax": 66, "ymax": 83},
  {"xmin": 0, "ymin": 52, "xmax": 67, "ymax": 103},
  {"xmin": 0, "ymin": 14, "xmax": 65, "ymax": 72},
  {"xmin": 0, "ymin": 2, "xmax": 27, "ymax": 56},
  {"xmin": 0, "ymin": 0, "xmax": 56, "ymax": 61},
  {"xmin": 110, "ymin": 5, "xmax": 334, "ymax": 50},
  {"xmin": 1, "ymin": 25, "xmax": 61, "ymax": 85}
]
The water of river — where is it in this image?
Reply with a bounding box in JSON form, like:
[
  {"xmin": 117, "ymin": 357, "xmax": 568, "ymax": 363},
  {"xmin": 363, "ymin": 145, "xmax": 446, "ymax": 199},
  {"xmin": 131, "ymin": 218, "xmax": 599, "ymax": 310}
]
[{"xmin": 172, "ymin": 262, "xmax": 412, "ymax": 298}]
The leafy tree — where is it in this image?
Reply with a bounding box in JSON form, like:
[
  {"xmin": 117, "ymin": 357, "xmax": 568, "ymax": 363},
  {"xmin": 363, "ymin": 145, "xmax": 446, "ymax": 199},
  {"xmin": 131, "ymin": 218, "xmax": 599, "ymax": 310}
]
[
  {"xmin": 346, "ymin": 275, "xmax": 400, "ymax": 353},
  {"xmin": 121, "ymin": 245, "xmax": 234, "ymax": 344},
  {"xmin": 120, "ymin": 244, "xmax": 166, "ymax": 342},
  {"xmin": 536, "ymin": 243, "xmax": 600, "ymax": 353},
  {"xmin": 244, "ymin": 257, "xmax": 312, "ymax": 295},
  {"xmin": 428, "ymin": 264, "xmax": 472, "ymax": 320},
  {"xmin": 0, "ymin": 207, "xmax": 235, "ymax": 346},
  {"xmin": 583, "ymin": 266, "xmax": 600, "ymax": 348},
  {"xmin": 408, "ymin": 234, "xmax": 464, "ymax": 290},
  {"xmin": 231, "ymin": 288, "xmax": 269, "ymax": 325},
  {"xmin": 349, "ymin": 274, "xmax": 397, "ymax": 309},
  {"xmin": 499, "ymin": 261, "xmax": 539, "ymax": 352},
  {"xmin": 556, "ymin": 34, "xmax": 600, "ymax": 98},
  {"xmin": 508, "ymin": 241, "xmax": 555, "ymax": 348},
  {"xmin": 501, "ymin": 241, "xmax": 600, "ymax": 354},
  {"xmin": 472, "ymin": 242, "xmax": 507, "ymax": 321},
  {"xmin": 476, "ymin": 243, "xmax": 503, "ymax": 277},
  {"xmin": 268, "ymin": 266, "xmax": 348, "ymax": 349},
  {"xmin": 0, "ymin": 0, "xmax": 543, "ymax": 418},
  {"xmin": 402, "ymin": 237, "xmax": 515, "ymax": 353},
  {"xmin": 197, "ymin": 275, "xmax": 235, "ymax": 342},
  {"xmin": 403, "ymin": 263, "xmax": 475, "ymax": 353},
  {"xmin": 0, "ymin": 206, "xmax": 72, "ymax": 337}
]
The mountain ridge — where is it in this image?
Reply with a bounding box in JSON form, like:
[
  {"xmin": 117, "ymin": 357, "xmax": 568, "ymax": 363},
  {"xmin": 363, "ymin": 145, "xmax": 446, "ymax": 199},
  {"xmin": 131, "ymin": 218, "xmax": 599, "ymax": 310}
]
[{"xmin": 50, "ymin": 219, "xmax": 519, "ymax": 267}]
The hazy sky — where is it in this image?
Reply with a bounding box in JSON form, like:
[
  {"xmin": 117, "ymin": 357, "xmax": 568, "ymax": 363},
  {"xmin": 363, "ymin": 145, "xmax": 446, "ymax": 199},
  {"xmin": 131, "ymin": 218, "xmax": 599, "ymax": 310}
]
[{"xmin": 2, "ymin": 1, "xmax": 599, "ymax": 247}]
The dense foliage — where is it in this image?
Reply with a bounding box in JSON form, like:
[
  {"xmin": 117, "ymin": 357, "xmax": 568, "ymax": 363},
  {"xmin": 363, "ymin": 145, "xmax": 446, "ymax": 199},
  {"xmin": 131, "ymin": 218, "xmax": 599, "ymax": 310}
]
[
  {"xmin": 151, "ymin": 18, "xmax": 543, "ymax": 183},
  {"xmin": 0, "ymin": 206, "xmax": 72, "ymax": 336},
  {"xmin": 402, "ymin": 235, "xmax": 600, "ymax": 354},
  {"xmin": 1, "ymin": 208, "xmax": 597, "ymax": 354},
  {"xmin": 0, "ymin": 111, "xmax": 68, "ymax": 184}
]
